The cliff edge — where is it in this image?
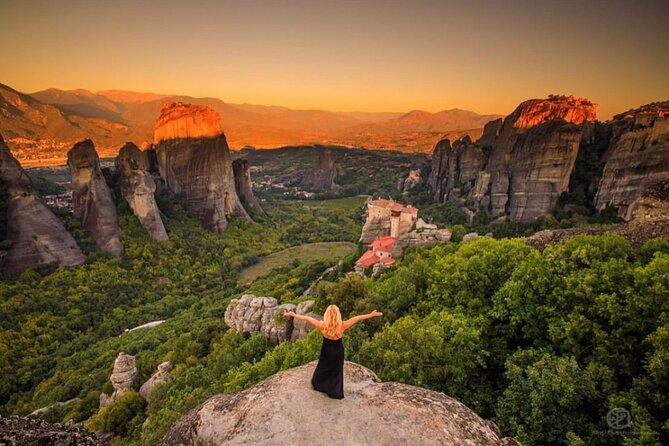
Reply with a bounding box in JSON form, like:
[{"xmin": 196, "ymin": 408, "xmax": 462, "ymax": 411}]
[{"xmin": 159, "ymin": 361, "xmax": 520, "ymax": 446}]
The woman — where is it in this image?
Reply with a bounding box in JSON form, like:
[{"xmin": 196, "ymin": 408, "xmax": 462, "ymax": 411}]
[{"xmin": 285, "ymin": 305, "xmax": 383, "ymax": 399}]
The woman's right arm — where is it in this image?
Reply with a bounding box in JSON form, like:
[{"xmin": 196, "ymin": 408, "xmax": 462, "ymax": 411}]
[{"xmin": 342, "ymin": 310, "xmax": 383, "ymax": 330}]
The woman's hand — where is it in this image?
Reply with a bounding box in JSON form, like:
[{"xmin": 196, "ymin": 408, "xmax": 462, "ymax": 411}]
[
  {"xmin": 284, "ymin": 311, "xmax": 296, "ymax": 318},
  {"xmin": 370, "ymin": 310, "xmax": 383, "ymax": 317}
]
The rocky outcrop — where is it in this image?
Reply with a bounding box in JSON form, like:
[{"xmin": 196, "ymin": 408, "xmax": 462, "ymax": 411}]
[
  {"xmin": 0, "ymin": 416, "xmax": 110, "ymax": 446},
  {"xmin": 232, "ymin": 159, "xmax": 265, "ymax": 217},
  {"xmin": 428, "ymin": 96, "xmax": 597, "ymax": 222},
  {"xmin": 594, "ymin": 101, "xmax": 669, "ymax": 220},
  {"xmin": 224, "ymin": 295, "xmax": 318, "ymax": 344},
  {"xmin": 99, "ymin": 353, "xmax": 137, "ymax": 408},
  {"xmin": 158, "ymin": 361, "xmax": 519, "ymax": 446},
  {"xmin": 67, "ymin": 140, "xmax": 123, "ymax": 256},
  {"xmin": 115, "ymin": 143, "xmax": 168, "ymax": 241},
  {"xmin": 139, "ymin": 361, "xmax": 173, "ymax": 401},
  {"xmin": 390, "ymin": 228, "xmax": 452, "ymax": 257},
  {"xmin": 399, "ymin": 168, "xmax": 422, "ymax": 193},
  {"xmin": 304, "ymin": 149, "xmax": 339, "ymax": 191},
  {"xmin": 154, "ymin": 102, "xmax": 250, "ymax": 232},
  {"xmin": 427, "ymin": 136, "xmax": 487, "ymax": 202},
  {"xmin": 0, "ymin": 134, "xmax": 85, "ymax": 275}
]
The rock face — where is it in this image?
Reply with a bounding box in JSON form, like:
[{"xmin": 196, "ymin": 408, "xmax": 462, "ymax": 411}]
[
  {"xmin": 305, "ymin": 149, "xmax": 339, "ymax": 191},
  {"xmin": 67, "ymin": 140, "xmax": 123, "ymax": 256},
  {"xmin": 115, "ymin": 143, "xmax": 168, "ymax": 241},
  {"xmin": 158, "ymin": 361, "xmax": 519, "ymax": 446},
  {"xmin": 399, "ymin": 168, "xmax": 422, "ymax": 193},
  {"xmin": 154, "ymin": 102, "xmax": 249, "ymax": 232},
  {"xmin": 595, "ymin": 101, "xmax": 669, "ymax": 220},
  {"xmin": 390, "ymin": 228, "xmax": 452, "ymax": 257},
  {"xmin": 99, "ymin": 353, "xmax": 137, "ymax": 408},
  {"xmin": 0, "ymin": 134, "xmax": 85, "ymax": 275},
  {"xmin": 139, "ymin": 361, "xmax": 173, "ymax": 401},
  {"xmin": 224, "ymin": 294, "xmax": 318, "ymax": 344},
  {"xmin": 232, "ymin": 159, "xmax": 265, "ymax": 217},
  {"xmin": 0, "ymin": 416, "xmax": 110, "ymax": 446},
  {"xmin": 427, "ymin": 136, "xmax": 487, "ymax": 202},
  {"xmin": 428, "ymin": 96, "xmax": 596, "ymax": 222}
]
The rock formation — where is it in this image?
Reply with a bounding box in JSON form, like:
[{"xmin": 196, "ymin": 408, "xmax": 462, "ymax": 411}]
[
  {"xmin": 115, "ymin": 143, "xmax": 168, "ymax": 241},
  {"xmin": 399, "ymin": 168, "xmax": 422, "ymax": 193},
  {"xmin": 390, "ymin": 228, "xmax": 452, "ymax": 257},
  {"xmin": 304, "ymin": 149, "xmax": 339, "ymax": 191},
  {"xmin": 154, "ymin": 102, "xmax": 250, "ymax": 232},
  {"xmin": 67, "ymin": 140, "xmax": 123, "ymax": 257},
  {"xmin": 595, "ymin": 101, "xmax": 669, "ymax": 220},
  {"xmin": 0, "ymin": 134, "xmax": 85, "ymax": 275},
  {"xmin": 232, "ymin": 159, "xmax": 265, "ymax": 217},
  {"xmin": 0, "ymin": 416, "xmax": 110, "ymax": 446},
  {"xmin": 99, "ymin": 353, "xmax": 137, "ymax": 408},
  {"xmin": 224, "ymin": 295, "xmax": 319, "ymax": 344},
  {"xmin": 139, "ymin": 361, "xmax": 173, "ymax": 401},
  {"xmin": 427, "ymin": 136, "xmax": 487, "ymax": 203},
  {"xmin": 158, "ymin": 361, "xmax": 520, "ymax": 446},
  {"xmin": 428, "ymin": 95, "xmax": 597, "ymax": 222}
]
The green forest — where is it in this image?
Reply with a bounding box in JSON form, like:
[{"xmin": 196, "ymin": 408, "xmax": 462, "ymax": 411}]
[{"xmin": 1, "ymin": 158, "xmax": 667, "ymax": 445}]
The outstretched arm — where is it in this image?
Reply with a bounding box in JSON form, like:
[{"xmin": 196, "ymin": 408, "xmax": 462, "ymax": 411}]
[
  {"xmin": 284, "ymin": 311, "xmax": 323, "ymax": 329},
  {"xmin": 342, "ymin": 310, "xmax": 383, "ymax": 330}
]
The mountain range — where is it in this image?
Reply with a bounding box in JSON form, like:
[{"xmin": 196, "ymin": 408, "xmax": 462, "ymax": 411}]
[{"xmin": 0, "ymin": 82, "xmax": 501, "ymax": 166}]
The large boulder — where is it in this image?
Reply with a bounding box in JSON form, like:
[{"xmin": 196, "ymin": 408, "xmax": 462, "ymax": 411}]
[
  {"xmin": 154, "ymin": 102, "xmax": 250, "ymax": 232},
  {"xmin": 158, "ymin": 361, "xmax": 520, "ymax": 446},
  {"xmin": 99, "ymin": 353, "xmax": 137, "ymax": 408},
  {"xmin": 67, "ymin": 139, "xmax": 123, "ymax": 256},
  {"xmin": 0, "ymin": 134, "xmax": 85, "ymax": 275},
  {"xmin": 594, "ymin": 101, "xmax": 669, "ymax": 220},
  {"xmin": 115, "ymin": 142, "xmax": 168, "ymax": 241},
  {"xmin": 139, "ymin": 361, "xmax": 173, "ymax": 401},
  {"xmin": 224, "ymin": 294, "xmax": 319, "ymax": 344}
]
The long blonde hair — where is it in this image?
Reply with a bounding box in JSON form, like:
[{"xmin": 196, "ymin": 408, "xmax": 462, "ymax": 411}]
[{"xmin": 322, "ymin": 305, "xmax": 343, "ymax": 338}]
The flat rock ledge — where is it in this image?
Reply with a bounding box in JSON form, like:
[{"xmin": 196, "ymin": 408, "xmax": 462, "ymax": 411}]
[{"xmin": 159, "ymin": 361, "xmax": 520, "ymax": 446}]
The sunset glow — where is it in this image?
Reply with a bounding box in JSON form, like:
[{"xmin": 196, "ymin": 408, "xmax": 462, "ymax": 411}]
[{"xmin": 1, "ymin": 0, "xmax": 668, "ymax": 119}]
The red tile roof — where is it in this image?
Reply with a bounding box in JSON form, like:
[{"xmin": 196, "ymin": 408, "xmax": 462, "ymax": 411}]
[
  {"xmin": 379, "ymin": 256, "xmax": 396, "ymax": 266},
  {"xmin": 356, "ymin": 250, "xmax": 380, "ymax": 268},
  {"xmin": 370, "ymin": 236, "xmax": 398, "ymax": 252},
  {"xmin": 369, "ymin": 199, "xmax": 418, "ymax": 215}
]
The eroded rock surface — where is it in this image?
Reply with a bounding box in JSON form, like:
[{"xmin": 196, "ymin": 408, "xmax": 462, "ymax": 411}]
[
  {"xmin": 305, "ymin": 149, "xmax": 339, "ymax": 191},
  {"xmin": 232, "ymin": 158, "xmax": 265, "ymax": 217},
  {"xmin": 99, "ymin": 353, "xmax": 137, "ymax": 408},
  {"xmin": 139, "ymin": 361, "xmax": 173, "ymax": 401},
  {"xmin": 158, "ymin": 361, "xmax": 519, "ymax": 446},
  {"xmin": 224, "ymin": 294, "xmax": 319, "ymax": 344},
  {"xmin": 115, "ymin": 142, "xmax": 168, "ymax": 241},
  {"xmin": 154, "ymin": 102, "xmax": 249, "ymax": 232},
  {"xmin": 0, "ymin": 416, "xmax": 109, "ymax": 446},
  {"xmin": 595, "ymin": 101, "xmax": 669, "ymax": 220},
  {"xmin": 0, "ymin": 134, "xmax": 85, "ymax": 275},
  {"xmin": 67, "ymin": 139, "xmax": 123, "ymax": 256},
  {"xmin": 428, "ymin": 96, "xmax": 597, "ymax": 222}
]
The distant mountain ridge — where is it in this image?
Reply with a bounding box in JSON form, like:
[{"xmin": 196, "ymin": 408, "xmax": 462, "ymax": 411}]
[{"xmin": 0, "ymin": 82, "xmax": 502, "ymax": 165}]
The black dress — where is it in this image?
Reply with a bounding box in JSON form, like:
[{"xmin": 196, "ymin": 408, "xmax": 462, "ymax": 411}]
[{"xmin": 311, "ymin": 336, "xmax": 344, "ymax": 399}]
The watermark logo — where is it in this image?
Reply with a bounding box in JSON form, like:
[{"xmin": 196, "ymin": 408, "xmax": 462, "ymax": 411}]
[{"xmin": 607, "ymin": 408, "xmax": 632, "ymax": 430}]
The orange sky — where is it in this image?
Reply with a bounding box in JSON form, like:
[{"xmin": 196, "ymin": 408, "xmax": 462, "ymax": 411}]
[{"xmin": 1, "ymin": 0, "xmax": 667, "ymax": 120}]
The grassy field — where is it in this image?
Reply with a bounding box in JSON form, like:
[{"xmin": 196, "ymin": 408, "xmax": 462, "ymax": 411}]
[{"xmin": 239, "ymin": 241, "xmax": 358, "ymax": 284}]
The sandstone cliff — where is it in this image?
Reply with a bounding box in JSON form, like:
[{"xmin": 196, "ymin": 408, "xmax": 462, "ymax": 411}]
[
  {"xmin": 67, "ymin": 140, "xmax": 123, "ymax": 257},
  {"xmin": 115, "ymin": 143, "xmax": 168, "ymax": 241},
  {"xmin": 594, "ymin": 101, "xmax": 669, "ymax": 220},
  {"xmin": 428, "ymin": 96, "xmax": 597, "ymax": 222},
  {"xmin": 0, "ymin": 134, "xmax": 85, "ymax": 275},
  {"xmin": 154, "ymin": 102, "xmax": 250, "ymax": 232},
  {"xmin": 232, "ymin": 158, "xmax": 265, "ymax": 217},
  {"xmin": 158, "ymin": 361, "xmax": 520, "ymax": 446},
  {"xmin": 224, "ymin": 295, "xmax": 319, "ymax": 344}
]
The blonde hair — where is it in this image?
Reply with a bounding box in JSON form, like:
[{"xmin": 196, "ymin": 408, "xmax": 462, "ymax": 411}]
[{"xmin": 322, "ymin": 305, "xmax": 343, "ymax": 338}]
